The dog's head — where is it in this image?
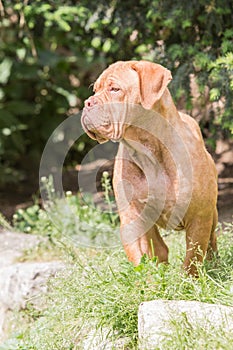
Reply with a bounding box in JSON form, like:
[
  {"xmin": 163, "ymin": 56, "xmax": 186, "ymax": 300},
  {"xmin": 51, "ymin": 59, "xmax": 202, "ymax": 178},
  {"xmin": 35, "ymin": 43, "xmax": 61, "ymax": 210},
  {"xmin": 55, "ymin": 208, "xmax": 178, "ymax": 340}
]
[{"xmin": 81, "ymin": 60, "xmax": 172, "ymax": 143}]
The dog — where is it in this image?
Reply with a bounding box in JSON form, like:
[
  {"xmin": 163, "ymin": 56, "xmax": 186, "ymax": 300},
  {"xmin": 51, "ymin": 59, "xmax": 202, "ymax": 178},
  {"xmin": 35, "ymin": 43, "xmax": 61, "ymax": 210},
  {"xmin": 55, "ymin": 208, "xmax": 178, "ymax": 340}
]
[{"xmin": 81, "ymin": 60, "xmax": 218, "ymax": 276}]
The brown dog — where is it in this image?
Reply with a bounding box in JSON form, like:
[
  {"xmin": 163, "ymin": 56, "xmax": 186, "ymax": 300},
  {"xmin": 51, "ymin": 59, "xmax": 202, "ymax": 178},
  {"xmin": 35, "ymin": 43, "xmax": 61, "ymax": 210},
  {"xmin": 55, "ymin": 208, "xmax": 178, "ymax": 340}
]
[{"xmin": 81, "ymin": 60, "xmax": 218, "ymax": 276}]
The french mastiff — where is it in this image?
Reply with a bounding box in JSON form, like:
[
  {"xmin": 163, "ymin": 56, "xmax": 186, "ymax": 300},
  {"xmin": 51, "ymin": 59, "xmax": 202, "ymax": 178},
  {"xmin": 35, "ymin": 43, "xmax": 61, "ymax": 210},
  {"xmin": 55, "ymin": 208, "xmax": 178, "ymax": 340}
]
[{"xmin": 81, "ymin": 60, "xmax": 218, "ymax": 276}]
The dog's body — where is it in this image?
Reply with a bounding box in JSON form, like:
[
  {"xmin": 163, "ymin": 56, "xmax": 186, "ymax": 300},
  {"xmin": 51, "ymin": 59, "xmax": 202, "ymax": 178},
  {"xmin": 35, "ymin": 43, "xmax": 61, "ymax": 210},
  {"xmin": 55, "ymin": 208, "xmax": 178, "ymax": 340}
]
[{"xmin": 81, "ymin": 60, "xmax": 218, "ymax": 276}]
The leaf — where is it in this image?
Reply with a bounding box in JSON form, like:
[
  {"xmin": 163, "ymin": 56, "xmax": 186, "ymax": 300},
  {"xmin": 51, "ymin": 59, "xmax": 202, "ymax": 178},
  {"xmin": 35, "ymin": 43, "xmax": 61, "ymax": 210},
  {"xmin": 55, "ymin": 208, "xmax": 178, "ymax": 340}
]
[
  {"xmin": 91, "ymin": 37, "xmax": 101, "ymax": 49},
  {"xmin": 0, "ymin": 58, "xmax": 13, "ymax": 84},
  {"xmin": 182, "ymin": 20, "xmax": 192, "ymax": 29},
  {"xmin": 102, "ymin": 39, "xmax": 112, "ymax": 53},
  {"xmin": 11, "ymin": 132, "xmax": 26, "ymax": 153},
  {"xmin": 52, "ymin": 86, "xmax": 77, "ymax": 106},
  {"xmin": 6, "ymin": 101, "xmax": 35, "ymax": 115},
  {"xmin": 210, "ymin": 88, "xmax": 220, "ymax": 101},
  {"xmin": 58, "ymin": 20, "xmax": 71, "ymax": 32},
  {"xmin": 0, "ymin": 110, "xmax": 18, "ymax": 127},
  {"xmin": 0, "ymin": 88, "xmax": 4, "ymax": 100},
  {"xmin": 135, "ymin": 44, "xmax": 148, "ymax": 54},
  {"xmin": 16, "ymin": 48, "xmax": 26, "ymax": 61},
  {"xmin": 2, "ymin": 128, "xmax": 11, "ymax": 136}
]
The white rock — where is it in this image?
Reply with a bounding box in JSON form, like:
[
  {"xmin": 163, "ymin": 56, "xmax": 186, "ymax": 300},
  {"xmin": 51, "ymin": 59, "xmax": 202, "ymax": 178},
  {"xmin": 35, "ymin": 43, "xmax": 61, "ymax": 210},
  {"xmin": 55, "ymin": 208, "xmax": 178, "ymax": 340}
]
[
  {"xmin": 0, "ymin": 261, "xmax": 64, "ymax": 340},
  {"xmin": 0, "ymin": 261, "xmax": 64, "ymax": 309},
  {"xmin": 138, "ymin": 300, "xmax": 233, "ymax": 349},
  {"xmin": 0, "ymin": 231, "xmax": 43, "ymax": 268}
]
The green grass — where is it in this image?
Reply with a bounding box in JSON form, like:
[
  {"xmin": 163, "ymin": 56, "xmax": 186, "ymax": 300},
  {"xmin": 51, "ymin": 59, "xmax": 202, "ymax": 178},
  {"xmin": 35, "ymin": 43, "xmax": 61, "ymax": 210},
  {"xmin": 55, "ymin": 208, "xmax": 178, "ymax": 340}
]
[{"xmin": 1, "ymin": 179, "xmax": 233, "ymax": 349}]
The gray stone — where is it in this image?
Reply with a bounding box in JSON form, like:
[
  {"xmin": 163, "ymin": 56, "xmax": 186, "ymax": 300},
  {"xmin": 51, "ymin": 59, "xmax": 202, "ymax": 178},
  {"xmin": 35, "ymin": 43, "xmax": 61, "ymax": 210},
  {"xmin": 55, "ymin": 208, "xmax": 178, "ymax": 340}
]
[
  {"xmin": 0, "ymin": 230, "xmax": 43, "ymax": 268},
  {"xmin": 0, "ymin": 261, "xmax": 64, "ymax": 340},
  {"xmin": 0, "ymin": 261, "xmax": 64, "ymax": 309},
  {"xmin": 138, "ymin": 300, "xmax": 233, "ymax": 349}
]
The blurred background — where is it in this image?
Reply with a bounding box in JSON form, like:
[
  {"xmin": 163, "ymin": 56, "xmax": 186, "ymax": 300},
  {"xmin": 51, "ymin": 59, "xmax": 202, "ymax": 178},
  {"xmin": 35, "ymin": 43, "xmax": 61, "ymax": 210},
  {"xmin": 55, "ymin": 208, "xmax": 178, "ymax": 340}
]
[{"xmin": 0, "ymin": 0, "xmax": 232, "ymax": 220}]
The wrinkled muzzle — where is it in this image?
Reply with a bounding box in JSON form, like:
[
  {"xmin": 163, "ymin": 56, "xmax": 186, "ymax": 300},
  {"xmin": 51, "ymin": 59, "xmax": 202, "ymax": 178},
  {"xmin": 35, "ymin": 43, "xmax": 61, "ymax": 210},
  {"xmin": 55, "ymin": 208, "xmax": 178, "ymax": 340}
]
[{"xmin": 81, "ymin": 102, "xmax": 129, "ymax": 143}]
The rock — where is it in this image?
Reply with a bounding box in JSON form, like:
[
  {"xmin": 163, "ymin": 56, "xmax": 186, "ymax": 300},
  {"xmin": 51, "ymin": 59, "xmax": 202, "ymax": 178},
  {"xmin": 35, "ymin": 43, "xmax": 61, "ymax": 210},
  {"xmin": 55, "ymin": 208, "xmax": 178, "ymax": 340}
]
[
  {"xmin": 0, "ymin": 261, "xmax": 64, "ymax": 341},
  {"xmin": 0, "ymin": 261, "xmax": 64, "ymax": 309},
  {"xmin": 0, "ymin": 231, "xmax": 42, "ymax": 268},
  {"xmin": 138, "ymin": 300, "xmax": 233, "ymax": 349},
  {"xmin": 0, "ymin": 230, "xmax": 65, "ymax": 342}
]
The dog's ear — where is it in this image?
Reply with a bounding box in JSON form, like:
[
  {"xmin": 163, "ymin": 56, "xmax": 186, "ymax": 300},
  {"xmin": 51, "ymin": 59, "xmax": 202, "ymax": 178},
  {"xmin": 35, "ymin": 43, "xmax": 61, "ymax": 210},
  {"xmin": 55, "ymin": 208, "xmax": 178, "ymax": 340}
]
[{"xmin": 131, "ymin": 61, "xmax": 172, "ymax": 110}]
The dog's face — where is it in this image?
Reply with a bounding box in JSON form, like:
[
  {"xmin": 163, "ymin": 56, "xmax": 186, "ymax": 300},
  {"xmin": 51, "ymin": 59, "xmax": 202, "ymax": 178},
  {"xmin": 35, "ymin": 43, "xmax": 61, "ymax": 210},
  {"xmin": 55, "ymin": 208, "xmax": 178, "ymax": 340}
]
[{"xmin": 81, "ymin": 61, "xmax": 172, "ymax": 143}]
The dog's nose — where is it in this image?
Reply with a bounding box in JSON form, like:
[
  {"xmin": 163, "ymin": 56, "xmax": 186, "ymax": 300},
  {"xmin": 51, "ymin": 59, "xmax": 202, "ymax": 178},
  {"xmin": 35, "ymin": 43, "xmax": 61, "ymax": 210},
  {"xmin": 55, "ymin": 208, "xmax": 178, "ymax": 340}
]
[{"xmin": 85, "ymin": 96, "xmax": 98, "ymax": 108}]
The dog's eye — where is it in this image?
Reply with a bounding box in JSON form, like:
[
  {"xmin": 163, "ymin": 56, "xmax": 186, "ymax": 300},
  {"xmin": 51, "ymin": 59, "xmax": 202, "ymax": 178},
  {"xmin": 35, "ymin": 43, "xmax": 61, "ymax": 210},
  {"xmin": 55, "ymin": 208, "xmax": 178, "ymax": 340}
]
[{"xmin": 110, "ymin": 87, "xmax": 120, "ymax": 93}]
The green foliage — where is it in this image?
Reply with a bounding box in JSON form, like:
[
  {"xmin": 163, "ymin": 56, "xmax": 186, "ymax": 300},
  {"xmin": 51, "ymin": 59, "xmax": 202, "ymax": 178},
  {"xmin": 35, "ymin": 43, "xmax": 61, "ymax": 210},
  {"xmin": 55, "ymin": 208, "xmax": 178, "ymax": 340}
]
[
  {"xmin": 0, "ymin": 211, "xmax": 12, "ymax": 230},
  {"xmin": 0, "ymin": 1, "xmax": 94, "ymax": 185},
  {"xmin": 101, "ymin": 170, "xmax": 118, "ymax": 225},
  {"xmin": 13, "ymin": 204, "xmax": 41, "ymax": 233},
  {"xmin": 0, "ymin": 0, "xmax": 232, "ymax": 185},
  {"xmin": 208, "ymin": 52, "xmax": 233, "ymax": 132},
  {"xmin": 13, "ymin": 175, "xmax": 120, "ymax": 248}
]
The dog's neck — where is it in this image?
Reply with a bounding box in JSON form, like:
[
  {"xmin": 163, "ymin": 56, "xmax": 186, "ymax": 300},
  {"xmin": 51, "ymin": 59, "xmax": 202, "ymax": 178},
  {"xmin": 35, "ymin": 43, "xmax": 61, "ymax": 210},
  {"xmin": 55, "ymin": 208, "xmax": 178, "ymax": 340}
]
[
  {"xmin": 122, "ymin": 89, "xmax": 184, "ymax": 168},
  {"xmin": 152, "ymin": 89, "xmax": 181, "ymax": 126},
  {"xmin": 124, "ymin": 89, "xmax": 182, "ymax": 147}
]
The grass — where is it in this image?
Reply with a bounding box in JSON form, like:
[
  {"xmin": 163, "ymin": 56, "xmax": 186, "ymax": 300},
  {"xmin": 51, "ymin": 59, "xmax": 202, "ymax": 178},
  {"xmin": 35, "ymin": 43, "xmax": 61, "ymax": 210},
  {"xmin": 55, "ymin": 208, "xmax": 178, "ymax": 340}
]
[{"xmin": 1, "ymin": 177, "xmax": 233, "ymax": 349}]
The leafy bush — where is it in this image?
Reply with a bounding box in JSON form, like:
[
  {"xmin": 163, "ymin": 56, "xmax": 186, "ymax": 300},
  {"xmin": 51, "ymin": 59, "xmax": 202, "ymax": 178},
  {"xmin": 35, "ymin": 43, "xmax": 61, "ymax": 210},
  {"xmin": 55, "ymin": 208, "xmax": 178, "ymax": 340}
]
[{"xmin": 13, "ymin": 185, "xmax": 120, "ymax": 249}]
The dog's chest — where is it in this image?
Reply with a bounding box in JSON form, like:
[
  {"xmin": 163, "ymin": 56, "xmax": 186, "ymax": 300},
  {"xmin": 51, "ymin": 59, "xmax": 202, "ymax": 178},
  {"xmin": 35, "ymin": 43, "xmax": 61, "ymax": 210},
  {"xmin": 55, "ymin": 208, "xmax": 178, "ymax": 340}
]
[
  {"xmin": 114, "ymin": 142, "xmax": 189, "ymax": 229},
  {"xmin": 114, "ymin": 143, "xmax": 177, "ymax": 205}
]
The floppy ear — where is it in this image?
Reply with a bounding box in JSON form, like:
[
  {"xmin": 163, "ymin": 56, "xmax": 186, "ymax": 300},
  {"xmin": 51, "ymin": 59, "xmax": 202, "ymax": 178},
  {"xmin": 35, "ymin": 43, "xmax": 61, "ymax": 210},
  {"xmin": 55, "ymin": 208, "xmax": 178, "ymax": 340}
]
[{"xmin": 131, "ymin": 61, "xmax": 172, "ymax": 110}]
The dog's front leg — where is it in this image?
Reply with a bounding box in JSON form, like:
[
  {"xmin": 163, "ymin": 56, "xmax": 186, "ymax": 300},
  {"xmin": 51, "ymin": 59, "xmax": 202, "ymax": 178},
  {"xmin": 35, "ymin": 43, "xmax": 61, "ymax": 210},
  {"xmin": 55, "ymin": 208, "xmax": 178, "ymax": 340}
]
[
  {"xmin": 113, "ymin": 148, "xmax": 168, "ymax": 266},
  {"xmin": 115, "ymin": 196, "xmax": 169, "ymax": 265},
  {"xmin": 121, "ymin": 223, "xmax": 169, "ymax": 266}
]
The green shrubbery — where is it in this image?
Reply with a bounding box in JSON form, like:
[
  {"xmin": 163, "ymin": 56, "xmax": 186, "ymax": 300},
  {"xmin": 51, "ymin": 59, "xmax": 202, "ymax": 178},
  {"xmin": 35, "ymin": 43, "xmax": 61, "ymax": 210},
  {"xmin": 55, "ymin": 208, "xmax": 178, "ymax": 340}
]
[
  {"xmin": 13, "ymin": 177, "xmax": 120, "ymax": 248},
  {"xmin": 0, "ymin": 0, "xmax": 232, "ymax": 186}
]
